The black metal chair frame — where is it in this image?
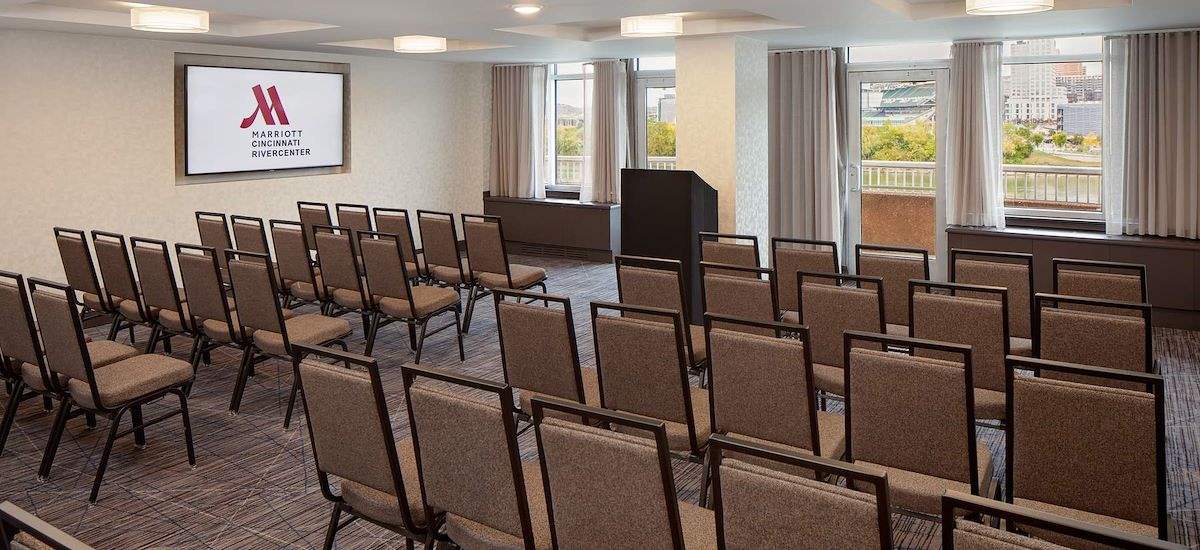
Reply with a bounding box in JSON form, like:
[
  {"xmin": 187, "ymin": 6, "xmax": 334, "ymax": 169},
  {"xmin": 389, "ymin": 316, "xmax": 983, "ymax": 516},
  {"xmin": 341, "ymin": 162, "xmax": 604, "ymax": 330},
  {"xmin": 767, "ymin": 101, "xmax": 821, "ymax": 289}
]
[
  {"xmin": 493, "ymin": 288, "xmax": 582, "ymax": 422},
  {"xmin": 372, "ymin": 207, "xmax": 426, "ymax": 282},
  {"xmin": 268, "ymin": 219, "xmax": 329, "ymax": 313},
  {"xmin": 698, "ymin": 232, "xmax": 762, "ymax": 269},
  {"xmin": 0, "ymin": 501, "xmax": 93, "ymax": 550},
  {"xmin": 53, "ymin": 227, "xmax": 113, "ymax": 324},
  {"xmin": 460, "ymin": 214, "xmax": 549, "ymax": 334},
  {"xmin": 614, "ymin": 255, "xmax": 707, "ymax": 379},
  {"xmin": 90, "ymin": 230, "xmax": 149, "ymax": 344},
  {"xmin": 1032, "ymin": 292, "xmax": 1156, "ymax": 375},
  {"xmin": 129, "ymin": 237, "xmax": 190, "ymax": 358}
]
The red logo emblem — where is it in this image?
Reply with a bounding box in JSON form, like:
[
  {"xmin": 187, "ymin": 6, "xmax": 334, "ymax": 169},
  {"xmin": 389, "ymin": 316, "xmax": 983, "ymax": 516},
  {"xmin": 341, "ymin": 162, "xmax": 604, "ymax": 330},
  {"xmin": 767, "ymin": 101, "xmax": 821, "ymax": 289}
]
[{"xmin": 240, "ymin": 85, "xmax": 290, "ymax": 129}]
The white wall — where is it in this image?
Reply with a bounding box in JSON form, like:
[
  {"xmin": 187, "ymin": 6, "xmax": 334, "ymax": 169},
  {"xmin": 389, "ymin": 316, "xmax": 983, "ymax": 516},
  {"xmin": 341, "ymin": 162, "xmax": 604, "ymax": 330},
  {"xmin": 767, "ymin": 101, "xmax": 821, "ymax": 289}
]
[{"xmin": 0, "ymin": 30, "xmax": 491, "ymax": 281}]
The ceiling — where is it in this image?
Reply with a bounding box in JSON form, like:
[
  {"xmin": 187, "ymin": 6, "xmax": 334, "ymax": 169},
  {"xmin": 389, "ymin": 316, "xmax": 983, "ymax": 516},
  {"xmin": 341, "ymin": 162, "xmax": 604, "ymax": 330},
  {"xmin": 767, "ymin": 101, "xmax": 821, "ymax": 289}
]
[{"xmin": 1, "ymin": 0, "xmax": 1197, "ymax": 63}]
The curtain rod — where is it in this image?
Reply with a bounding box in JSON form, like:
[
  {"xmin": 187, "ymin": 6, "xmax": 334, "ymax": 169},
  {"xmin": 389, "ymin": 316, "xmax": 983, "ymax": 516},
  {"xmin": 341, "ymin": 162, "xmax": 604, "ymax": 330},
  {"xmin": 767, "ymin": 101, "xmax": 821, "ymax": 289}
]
[{"xmin": 769, "ymin": 25, "xmax": 1198, "ymax": 54}]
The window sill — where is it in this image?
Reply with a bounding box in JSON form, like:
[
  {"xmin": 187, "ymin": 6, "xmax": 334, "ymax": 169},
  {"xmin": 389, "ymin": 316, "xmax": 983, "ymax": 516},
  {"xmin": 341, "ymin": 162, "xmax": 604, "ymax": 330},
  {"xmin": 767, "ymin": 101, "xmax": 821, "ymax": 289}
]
[{"xmin": 1004, "ymin": 215, "xmax": 1104, "ymax": 233}]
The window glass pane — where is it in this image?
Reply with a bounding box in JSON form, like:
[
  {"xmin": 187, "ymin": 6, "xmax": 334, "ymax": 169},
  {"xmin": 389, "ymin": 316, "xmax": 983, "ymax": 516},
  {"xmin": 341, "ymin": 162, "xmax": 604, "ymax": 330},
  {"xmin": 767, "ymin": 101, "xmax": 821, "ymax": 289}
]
[
  {"xmin": 848, "ymin": 42, "xmax": 951, "ymax": 63},
  {"xmin": 1003, "ymin": 36, "xmax": 1102, "ymax": 57},
  {"xmin": 554, "ymin": 79, "xmax": 585, "ymax": 185},
  {"xmin": 554, "ymin": 62, "xmax": 585, "ymax": 76},
  {"xmin": 1001, "ymin": 54, "xmax": 1103, "ymax": 213},
  {"xmin": 637, "ymin": 56, "xmax": 676, "ymax": 71},
  {"xmin": 646, "ymin": 86, "xmax": 676, "ymax": 168}
]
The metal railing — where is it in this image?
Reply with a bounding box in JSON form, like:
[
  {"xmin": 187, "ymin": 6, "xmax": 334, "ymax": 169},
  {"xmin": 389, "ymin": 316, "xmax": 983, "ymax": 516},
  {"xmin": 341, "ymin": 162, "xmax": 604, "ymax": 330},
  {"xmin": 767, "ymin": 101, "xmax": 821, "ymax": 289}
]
[
  {"xmin": 555, "ymin": 155, "xmax": 677, "ymax": 185},
  {"xmin": 860, "ymin": 159, "xmax": 1102, "ymax": 212}
]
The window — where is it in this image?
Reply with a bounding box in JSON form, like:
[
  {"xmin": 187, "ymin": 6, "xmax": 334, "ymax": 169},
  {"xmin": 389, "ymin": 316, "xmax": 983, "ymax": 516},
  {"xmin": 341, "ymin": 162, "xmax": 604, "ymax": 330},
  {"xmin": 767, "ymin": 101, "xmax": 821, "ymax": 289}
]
[
  {"xmin": 1001, "ymin": 36, "xmax": 1103, "ymax": 220},
  {"xmin": 849, "ymin": 42, "xmax": 952, "ymax": 64},
  {"xmin": 548, "ymin": 63, "xmax": 592, "ymax": 190}
]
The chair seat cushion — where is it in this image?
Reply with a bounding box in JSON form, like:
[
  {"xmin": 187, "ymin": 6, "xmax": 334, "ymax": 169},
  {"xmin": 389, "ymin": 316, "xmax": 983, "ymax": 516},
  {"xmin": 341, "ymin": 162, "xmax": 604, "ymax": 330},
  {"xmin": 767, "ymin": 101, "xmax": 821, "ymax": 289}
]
[
  {"xmin": 331, "ymin": 287, "xmax": 367, "ymax": 310},
  {"xmin": 377, "ymin": 286, "xmax": 459, "ymax": 319},
  {"xmin": 86, "ymin": 340, "xmax": 141, "ymax": 368},
  {"xmin": 885, "ymin": 323, "xmax": 908, "ymax": 337},
  {"xmin": 117, "ymin": 298, "xmax": 152, "ymax": 322},
  {"xmin": 854, "ymin": 440, "xmax": 994, "ymax": 516},
  {"xmin": 68, "ymin": 354, "xmax": 193, "ymax": 409},
  {"xmin": 290, "ymin": 272, "xmax": 327, "ymax": 302},
  {"xmin": 813, "ymin": 362, "xmax": 844, "ymax": 396},
  {"xmin": 476, "ymin": 265, "xmax": 547, "ymax": 290},
  {"xmin": 429, "ymin": 258, "xmax": 472, "ymax": 285},
  {"xmin": 444, "ymin": 460, "xmax": 551, "ymax": 550},
  {"xmin": 81, "ymin": 292, "xmax": 107, "ymax": 313},
  {"xmin": 518, "ymin": 368, "xmax": 602, "ymax": 416},
  {"xmin": 20, "ymin": 362, "xmax": 58, "ymax": 392},
  {"xmin": 254, "ymin": 314, "xmax": 352, "ymax": 356},
  {"xmin": 158, "ymin": 303, "xmax": 190, "ymax": 333},
  {"xmin": 725, "ymin": 410, "xmax": 847, "ymax": 479},
  {"xmin": 1012, "ymin": 497, "xmax": 1159, "ymax": 547},
  {"xmin": 339, "ymin": 439, "xmax": 427, "ymax": 529},
  {"xmin": 974, "ymin": 387, "xmax": 1006, "ymax": 421},
  {"xmin": 780, "ymin": 310, "xmax": 799, "ymax": 324},
  {"xmin": 1010, "ymin": 336, "xmax": 1034, "ymax": 357},
  {"xmin": 689, "ymin": 324, "xmax": 708, "ymax": 365}
]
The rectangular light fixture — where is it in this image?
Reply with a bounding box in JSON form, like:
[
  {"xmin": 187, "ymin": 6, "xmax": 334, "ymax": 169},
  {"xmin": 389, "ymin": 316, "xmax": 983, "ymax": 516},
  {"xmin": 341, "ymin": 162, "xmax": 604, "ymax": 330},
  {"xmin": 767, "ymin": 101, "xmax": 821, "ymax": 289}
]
[
  {"xmin": 620, "ymin": 15, "xmax": 684, "ymax": 38},
  {"xmin": 130, "ymin": 6, "xmax": 210, "ymax": 33},
  {"xmin": 394, "ymin": 35, "xmax": 448, "ymax": 53}
]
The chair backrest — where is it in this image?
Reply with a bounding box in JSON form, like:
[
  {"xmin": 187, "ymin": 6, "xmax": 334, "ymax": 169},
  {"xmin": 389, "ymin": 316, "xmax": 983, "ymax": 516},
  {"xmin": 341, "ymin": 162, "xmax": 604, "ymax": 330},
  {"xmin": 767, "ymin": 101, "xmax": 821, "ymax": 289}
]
[
  {"xmin": 855, "ymin": 244, "xmax": 930, "ymax": 326},
  {"xmin": 401, "ymin": 365, "xmax": 536, "ymax": 548},
  {"xmin": 293, "ymin": 344, "xmax": 423, "ymax": 534},
  {"xmin": 269, "ymin": 219, "xmax": 317, "ymax": 288},
  {"xmin": 373, "ymin": 208, "xmax": 421, "ymax": 267},
  {"xmin": 27, "ymin": 279, "xmax": 96, "ymax": 398},
  {"xmin": 591, "ymin": 302, "xmax": 700, "ymax": 453},
  {"xmin": 297, "ymin": 201, "xmax": 332, "ymax": 252},
  {"xmin": 844, "ymin": 332, "xmax": 978, "ymax": 493},
  {"xmin": 709, "ymin": 434, "xmax": 892, "ymax": 550},
  {"xmin": 357, "ymin": 230, "xmax": 413, "ymax": 303},
  {"xmin": 531, "ymin": 397, "xmax": 686, "ymax": 550},
  {"xmin": 910, "ymin": 280, "xmax": 1009, "ymax": 393},
  {"xmin": 494, "ymin": 290, "xmax": 584, "ymax": 405},
  {"xmin": 700, "ymin": 262, "xmax": 778, "ymax": 337},
  {"xmin": 335, "ymin": 203, "xmax": 373, "ymax": 233},
  {"xmin": 416, "ymin": 210, "xmax": 464, "ymax": 275},
  {"xmin": 771, "ymin": 238, "xmax": 839, "ymax": 312},
  {"xmin": 175, "ymin": 244, "xmax": 235, "ymax": 332},
  {"xmin": 462, "ymin": 214, "xmax": 510, "ymax": 279},
  {"xmin": 0, "ymin": 272, "xmax": 48, "ymax": 388},
  {"xmin": 1005, "ymin": 357, "xmax": 1167, "ymax": 539},
  {"xmin": 941, "ymin": 492, "xmax": 1181, "ymax": 550},
  {"xmin": 1034, "ymin": 293, "xmax": 1152, "ymax": 390},
  {"xmin": 195, "ymin": 212, "xmax": 233, "ymax": 276},
  {"xmin": 699, "ymin": 232, "xmax": 760, "ymax": 278},
  {"xmin": 950, "ymin": 249, "xmax": 1034, "ymax": 339},
  {"xmin": 0, "ymin": 501, "xmax": 94, "ymax": 550},
  {"xmin": 130, "ymin": 238, "xmax": 186, "ymax": 329},
  {"xmin": 313, "ymin": 225, "xmax": 364, "ymax": 301},
  {"xmin": 91, "ymin": 231, "xmax": 145, "ymax": 317},
  {"xmin": 1052, "ymin": 258, "xmax": 1148, "ymax": 315},
  {"xmin": 705, "ymin": 315, "xmax": 820, "ymax": 455},
  {"xmin": 230, "ymin": 215, "xmax": 270, "ymax": 256},
  {"xmin": 798, "ymin": 272, "xmax": 885, "ymax": 368},
  {"xmin": 226, "ymin": 250, "xmax": 287, "ymax": 344},
  {"xmin": 615, "ymin": 256, "xmax": 690, "ymax": 324},
  {"xmin": 53, "ymin": 228, "xmax": 104, "ymax": 301}
]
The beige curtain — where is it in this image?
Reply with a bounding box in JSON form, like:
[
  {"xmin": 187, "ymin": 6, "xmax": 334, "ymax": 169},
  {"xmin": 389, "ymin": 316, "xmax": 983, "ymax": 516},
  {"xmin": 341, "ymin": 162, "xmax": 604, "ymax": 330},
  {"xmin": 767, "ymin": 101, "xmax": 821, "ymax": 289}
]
[
  {"xmin": 946, "ymin": 41, "xmax": 1005, "ymax": 228},
  {"xmin": 768, "ymin": 49, "xmax": 842, "ymax": 243},
  {"xmin": 1123, "ymin": 31, "xmax": 1200, "ymax": 238},
  {"xmin": 582, "ymin": 60, "xmax": 627, "ymax": 203},
  {"xmin": 490, "ymin": 64, "xmax": 547, "ymax": 198}
]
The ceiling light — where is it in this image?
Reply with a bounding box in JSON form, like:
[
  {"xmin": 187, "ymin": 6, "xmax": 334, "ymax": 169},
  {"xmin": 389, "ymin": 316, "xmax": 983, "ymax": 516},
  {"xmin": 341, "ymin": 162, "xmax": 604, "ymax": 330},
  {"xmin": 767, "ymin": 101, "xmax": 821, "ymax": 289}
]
[
  {"xmin": 511, "ymin": 3, "xmax": 543, "ymax": 15},
  {"xmin": 130, "ymin": 6, "xmax": 209, "ymax": 33},
  {"xmin": 965, "ymin": 0, "xmax": 1053, "ymax": 15},
  {"xmin": 620, "ymin": 15, "xmax": 684, "ymax": 38},
  {"xmin": 394, "ymin": 35, "xmax": 448, "ymax": 53}
]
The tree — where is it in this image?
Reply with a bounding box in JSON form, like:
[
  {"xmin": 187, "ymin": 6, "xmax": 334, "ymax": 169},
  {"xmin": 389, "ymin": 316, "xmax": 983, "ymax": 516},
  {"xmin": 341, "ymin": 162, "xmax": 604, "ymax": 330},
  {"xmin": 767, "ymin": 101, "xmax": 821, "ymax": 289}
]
[
  {"xmin": 647, "ymin": 120, "xmax": 676, "ymax": 157},
  {"xmin": 1051, "ymin": 132, "xmax": 1068, "ymax": 148},
  {"xmin": 861, "ymin": 122, "xmax": 936, "ymax": 162},
  {"xmin": 1003, "ymin": 123, "xmax": 1036, "ymax": 164},
  {"xmin": 556, "ymin": 125, "xmax": 582, "ymax": 156}
]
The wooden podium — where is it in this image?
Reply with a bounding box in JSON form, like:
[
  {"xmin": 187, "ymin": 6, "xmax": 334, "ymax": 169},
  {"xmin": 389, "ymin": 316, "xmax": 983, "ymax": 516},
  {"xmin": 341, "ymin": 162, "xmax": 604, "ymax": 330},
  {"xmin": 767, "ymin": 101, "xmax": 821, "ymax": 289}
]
[{"xmin": 620, "ymin": 169, "xmax": 718, "ymax": 324}]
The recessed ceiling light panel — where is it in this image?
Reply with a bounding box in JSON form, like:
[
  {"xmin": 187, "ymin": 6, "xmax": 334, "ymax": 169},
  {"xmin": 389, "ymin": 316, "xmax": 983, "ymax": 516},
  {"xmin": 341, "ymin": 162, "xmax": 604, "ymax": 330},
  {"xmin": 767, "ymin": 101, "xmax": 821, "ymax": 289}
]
[
  {"xmin": 512, "ymin": 3, "xmax": 543, "ymax": 15},
  {"xmin": 394, "ymin": 35, "xmax": 448, "ymax": 53},
  {"xmin": 620, "ymin": 14, "xmax": 684, "ymax": 38},
  {"xmin": 965, "ymin": 0, "xmax": 1054, "ymax": 15},
  {"xmin": 130, "ymin": 6, "xmax": 210, "ymax": 33}
]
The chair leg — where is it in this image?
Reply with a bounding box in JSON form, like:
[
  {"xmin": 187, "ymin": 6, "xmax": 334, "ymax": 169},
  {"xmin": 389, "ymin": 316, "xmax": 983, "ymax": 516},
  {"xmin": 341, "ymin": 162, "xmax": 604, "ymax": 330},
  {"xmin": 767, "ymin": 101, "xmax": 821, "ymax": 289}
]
[
  {"xmin": 89, "ymin": 407, "xmax": 128, "ymax": 502},
  {"xmin": 364, "ymin": 312, "xmax": 381, "ymax": 356},
  {"xmin": 413, "ymin": 321, "xmax": 429, "ymax": 364},
  {"xmin": 144, "ymin": 326, "xmax": 159, "ymax": 354},
  {"xmin": 699, "ymin": 452, "xmax": 712, "ymax": 507},
  {"xmin": 187, "ymin": 335, "xmax": 203, "ymax": 368},
  {"xmin": 106, "ymin": 315, "xmax": 121, "ymax": 340},
  {"xmin": 0, "ymin": 381, "xmax": 26, "ymax": 457},
  {"xmin": 461, "ymin": 285, "xmax": 479, "ymax": 334},
  {"xmin": 229, "ymin": 346, "xmax": 254, "ymax": 414},
  {"xmin": 322, "ymin": 502, "xmax": 343, "ymax": 550},
  {"xmin": 178, "ymin": 391, "xmax": 196, "ymax": 467},
  {"xmin": 453, "ymin": 307, "xmax": 465, "ymax": 362},
  {"xmin": 38, "ymin": 400, "xmax": 72, "ymax": 480},
  {"xmin": 283, "ymin": 377, "xmax": 300, "ymax": 430},
  {"xmin": 162, "ymin": 334, "xmax": 173, "ymax": 354},
  {"xmin": 360, "ymin": 313, "xmax": 371, "ymax": 336},
  {"xmin": 42, "ymin": 395, "xmax": 53, "ymax": 411},
  {"xmin": 85, "ymin": 412, "xmax": 97, "ymax": 429},
  {"xmin": 538, "ymin": 282, "xmax": 549, "ymax": 306},
  {"xmin": 131, "ymin": 405, "xmax": 146, "ymax": 448},
  {"xmin": 127, "ymin": 323, "xmax": 136, "ymax": 345},
  {"xmin": 407, "ymin": 323, "xmax": 417, "ymax": 351}
]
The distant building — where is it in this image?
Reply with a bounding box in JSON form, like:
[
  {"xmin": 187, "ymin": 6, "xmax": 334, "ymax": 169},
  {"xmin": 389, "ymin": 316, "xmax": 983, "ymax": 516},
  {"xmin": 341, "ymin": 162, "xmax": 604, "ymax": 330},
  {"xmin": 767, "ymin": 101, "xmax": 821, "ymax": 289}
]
[
  {"xmin": 1055, "ymin": 62, "xmax": 1085, "ymax": 77},
  {"xmin": 657, "ymin": 95, "xmax": 676, "ymax": 124},
  {"xmin": 1058, "ymin": 102, "xmax": 1103, "ymax": 135},
  {"xmin": 1056, "ymin": 74, "xmax": 1103, "ymax": 102},
  {"xmin": 863, "ymin": 82, "xmax": 936, "ymax": 125},
  {"xmin": 1005, "ymin": 39, "xmax": 1064, "ymax": 122}
]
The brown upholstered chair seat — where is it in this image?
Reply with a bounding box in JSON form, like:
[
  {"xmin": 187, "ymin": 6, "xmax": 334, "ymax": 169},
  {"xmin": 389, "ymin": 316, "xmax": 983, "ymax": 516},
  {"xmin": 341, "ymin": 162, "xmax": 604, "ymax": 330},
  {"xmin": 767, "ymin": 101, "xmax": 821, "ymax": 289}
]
[
  {"xmin": 331, "ymin": 287, "xmax": 367, "ymax": 310},
  {"xmin": 517, "ymin": 368, "xmax": 602, "ymax": 414},
  {"xmin": 405, "ymin": 260, "xmax": 424, "ymax": 277},
  {"xmin": 199, "ymin": 308, "xmax": 292, "ymax": 344},
  {"xmin": 376, "ymin": 286, "xmax": 459, "ymax": 319},
  {"xmin": 338, "ymin": 438, "xmax": 428, "ymax": 529},
  {"xmin": 444, "ymin": 460, "xmax": 551, "ymax": 550},
  {"xmin": 975, "ymin": 388, "xmax": 1006, "ymax": 421},
  {"xmin": 81, "ymin": 292, "xmax": 107, "ymax": 312},
  {"xmin": 253, "ymin": 314, "xmax": 351, "ymax": 356},
  {"xmin": 886, "ymin": 323, "xmax": 908, "ymax": 336},
  {"xmin": 116, "ymin": 299, "xmax": 152, "ymax": 322},
  {"xmin": 290, "ymin": 272, "xmax": 328, "ymax": 302},
  {"xmin": 780, "ymin": 310, "xmax": 799, "ymax": 324},
  {"xmin": 429, "ymin": 259, "xmax": 472, "ymax": 285},
  {"xmin": 1011, "ymin": 497, "xmax": 1158, "ymax": 544},
  {"xmin": 1010, "ymin": 336, "xmax": 1034, "ymax": 357},
  {"xmin": 18, "ymin": 340, "xmax": 139, "ymax": 392},
  {"xmin": 688, "ymin": 325, "xmax": 708, "ymax": 364},
  {"xmin": 67, "ymin": 354, "xmax": 194, "ymax": 409},
  {"xmin": 853, "ymin": 443, "xmax": 993, "ymax": 516},
  {"xmin": 813, "ymin": 362, "xmax": 844, "ymax": 395},
  {"xmin": 615, "ymin": 386, "xmax": 712, "ymax": 453},
  {"xmin": 725, "ymin": 411, "xmax": 847, "ymax": 479},
  {"xmin": 475, "ymin": 264, "xmax": 547, "ymax": 290}
]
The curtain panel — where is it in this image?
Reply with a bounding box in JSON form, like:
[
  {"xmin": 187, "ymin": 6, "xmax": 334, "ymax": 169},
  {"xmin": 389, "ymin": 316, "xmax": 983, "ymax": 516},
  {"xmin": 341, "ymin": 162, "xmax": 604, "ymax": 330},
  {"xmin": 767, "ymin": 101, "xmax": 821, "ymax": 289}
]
[
  {"xmin": 768, "ymin": 49, "xmax": 843, "ymax": 243},
  {"xmin": 1122, "ymin": 31, "xmax": 1200, "ymax": 239},
  {"xmin": 582, "ymin": 60, "xmax": 628, "ymax": 204},
  {"xmin": 490, "ymin": 64, "xmax": 547, "ymax": 199},
  {"xmin": 946, "ymin": 41, "xmax": 1005, "ymax": 229}
]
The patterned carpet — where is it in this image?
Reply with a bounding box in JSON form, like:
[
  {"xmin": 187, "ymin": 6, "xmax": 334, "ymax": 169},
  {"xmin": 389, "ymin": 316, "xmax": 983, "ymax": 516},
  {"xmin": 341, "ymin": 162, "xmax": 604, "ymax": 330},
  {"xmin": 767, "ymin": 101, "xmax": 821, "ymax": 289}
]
[{"xmin": 0, "ymin": 255, "xmax": 1197, "ymax": 549}]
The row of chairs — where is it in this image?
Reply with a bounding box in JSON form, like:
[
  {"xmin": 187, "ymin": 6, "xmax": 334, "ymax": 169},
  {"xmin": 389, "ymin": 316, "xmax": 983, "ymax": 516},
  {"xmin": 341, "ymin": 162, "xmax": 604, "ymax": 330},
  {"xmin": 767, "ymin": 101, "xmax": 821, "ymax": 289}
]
[{"xmin": 295, "ymin": 333, "xmax": 1178, "ymax": 549}]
